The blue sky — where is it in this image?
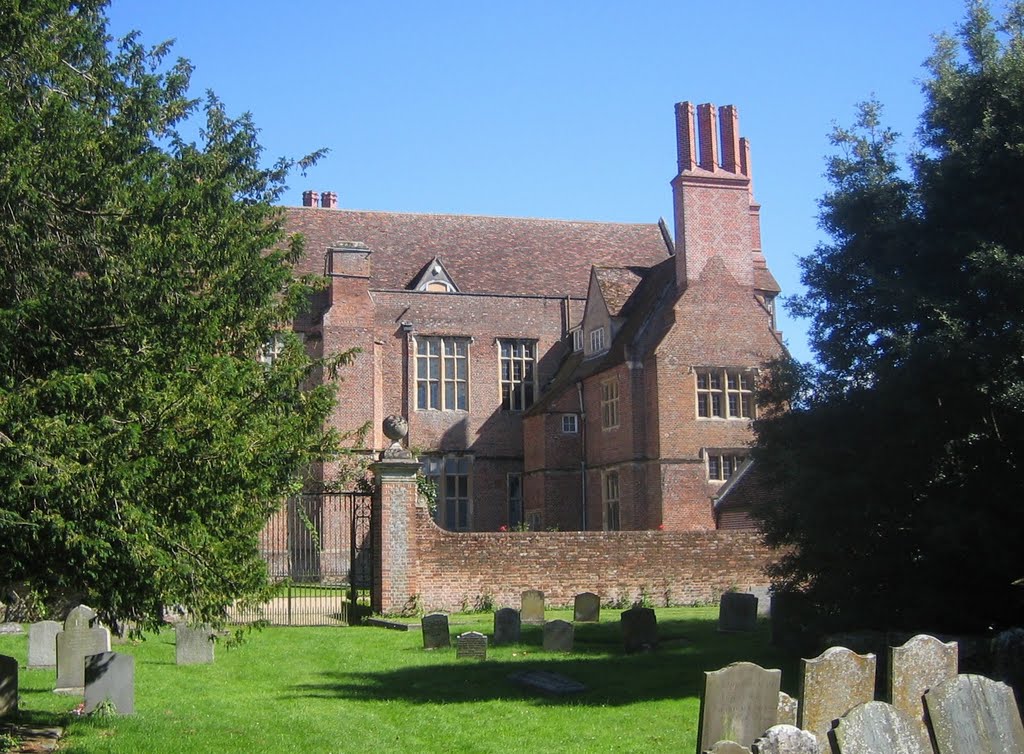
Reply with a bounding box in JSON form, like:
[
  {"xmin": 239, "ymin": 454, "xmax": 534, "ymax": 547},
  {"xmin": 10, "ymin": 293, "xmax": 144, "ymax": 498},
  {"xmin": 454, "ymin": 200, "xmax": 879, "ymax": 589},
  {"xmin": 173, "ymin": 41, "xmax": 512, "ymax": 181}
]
[{"xmin": 106, "ymin": 0, "xmax": 987, "ymax": 364}]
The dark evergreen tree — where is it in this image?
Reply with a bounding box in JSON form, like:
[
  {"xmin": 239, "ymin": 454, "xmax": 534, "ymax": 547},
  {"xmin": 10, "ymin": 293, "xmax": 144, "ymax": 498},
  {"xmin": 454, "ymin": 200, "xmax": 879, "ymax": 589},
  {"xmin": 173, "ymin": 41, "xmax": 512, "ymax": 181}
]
[
  {"xmin": 0, "ymin": 0, "xmax": 340, "ymax": 631},
  {"xmin": 754, "ymin": 1, "xmax": 1024, "ymax": 633}
]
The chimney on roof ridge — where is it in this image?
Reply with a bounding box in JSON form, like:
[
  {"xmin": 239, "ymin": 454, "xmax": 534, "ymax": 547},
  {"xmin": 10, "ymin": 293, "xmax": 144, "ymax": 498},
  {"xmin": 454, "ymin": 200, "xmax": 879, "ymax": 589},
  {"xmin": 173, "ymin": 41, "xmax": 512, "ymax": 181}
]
[
  {"xmin": 321, "ymin": 191, "xmax": 338, "ymax": 209},
  {"xmin": 719, "ymin": 105, "xmax": 740, "ymax": 174},
  {"xmin": 696, "ymin": 103, "xmax": 718, "ymax": 172},
  {"xmin": 675, "ymin": 102, "xmax": 697, "ymax": 173},
  {"xmin": 302, "ymin": 190, "xmax": 319, "ymax": 207}
]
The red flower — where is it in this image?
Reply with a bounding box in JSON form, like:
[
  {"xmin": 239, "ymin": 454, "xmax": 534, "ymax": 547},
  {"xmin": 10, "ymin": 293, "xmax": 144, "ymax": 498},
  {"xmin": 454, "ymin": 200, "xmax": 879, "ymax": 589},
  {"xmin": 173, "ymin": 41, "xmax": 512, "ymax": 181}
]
[
  {"xmin": 499, "ymin": 525, "xmax": 508, "ymax": 532},
  {"xmin": 657, "ymin": 524, "xmax": 665, "ymax": 530}
]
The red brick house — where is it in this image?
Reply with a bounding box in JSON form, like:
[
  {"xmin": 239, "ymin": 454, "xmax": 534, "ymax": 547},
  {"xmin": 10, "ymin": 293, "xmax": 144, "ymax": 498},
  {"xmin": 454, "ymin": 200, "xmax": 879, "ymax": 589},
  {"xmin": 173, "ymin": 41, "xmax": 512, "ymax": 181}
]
[{"xmin": 284, "ymin": 101, "xmax": 785, "ymax": 532}]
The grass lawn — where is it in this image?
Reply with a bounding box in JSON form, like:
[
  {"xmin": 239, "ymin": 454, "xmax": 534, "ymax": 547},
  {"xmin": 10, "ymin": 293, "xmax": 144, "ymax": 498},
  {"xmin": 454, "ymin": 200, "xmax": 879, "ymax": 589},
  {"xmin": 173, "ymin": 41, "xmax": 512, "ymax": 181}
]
[{"xmin": 0, "ymin": 607, "xmax": 799, "ymax": 753}]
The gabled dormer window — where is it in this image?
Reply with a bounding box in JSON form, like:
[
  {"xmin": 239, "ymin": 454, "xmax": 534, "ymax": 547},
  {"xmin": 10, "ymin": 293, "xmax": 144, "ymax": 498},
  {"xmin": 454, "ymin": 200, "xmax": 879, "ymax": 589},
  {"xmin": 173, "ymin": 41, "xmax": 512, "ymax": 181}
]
[
  {"xmin": 571, "ymin": 327, "xmax": 583, "ymax": 352},
  {"xmin": 589, "ymin": 326, "xmax": 606, "ymax": 354},
  {"xmin": 412, "ymin": 256, "xmax": 459, "ymax": 293}
]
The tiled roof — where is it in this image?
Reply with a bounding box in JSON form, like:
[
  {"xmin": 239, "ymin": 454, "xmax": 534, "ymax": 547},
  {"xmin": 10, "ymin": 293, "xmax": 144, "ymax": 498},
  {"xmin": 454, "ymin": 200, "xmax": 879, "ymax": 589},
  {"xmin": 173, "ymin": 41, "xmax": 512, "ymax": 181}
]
[
  {"xmin": 714, "ymin": 460, "xmax": 780, "ymax": 514},
  {"xmin": 283, "ymin": 207, "xmax": 671, "ymax": 298},
  {"xmin": 595, "ymin": 267, "xmax": 647, "ymax": 316}
]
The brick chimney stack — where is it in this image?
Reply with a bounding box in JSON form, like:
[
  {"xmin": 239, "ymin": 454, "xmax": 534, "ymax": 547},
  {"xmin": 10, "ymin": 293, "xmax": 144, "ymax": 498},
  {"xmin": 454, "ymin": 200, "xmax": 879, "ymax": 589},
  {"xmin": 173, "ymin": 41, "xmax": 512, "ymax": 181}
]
[
  {"xmin": 671, "ymin": 101, "xmax": 761, "ymax": 290},
  {"xmin": 321, "ymin": 191, "xmax": 338, "ymax": 209},
  {"xmin": 302, "ymin": 190, "xmax": 319, "ymax": 207}
]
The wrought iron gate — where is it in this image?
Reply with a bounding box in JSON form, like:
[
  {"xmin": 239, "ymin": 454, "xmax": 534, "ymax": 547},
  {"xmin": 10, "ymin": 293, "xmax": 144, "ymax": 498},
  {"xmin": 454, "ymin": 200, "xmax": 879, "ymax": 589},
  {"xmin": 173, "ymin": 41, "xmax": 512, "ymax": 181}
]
[{"xmin": 232, "ymin": 491, "xmax": 375, "ymax": 626}]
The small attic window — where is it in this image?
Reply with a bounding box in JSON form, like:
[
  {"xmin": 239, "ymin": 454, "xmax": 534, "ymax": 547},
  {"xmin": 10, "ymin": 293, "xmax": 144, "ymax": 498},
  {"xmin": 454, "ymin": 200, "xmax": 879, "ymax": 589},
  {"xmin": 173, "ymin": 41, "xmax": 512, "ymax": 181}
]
[
  {"xmin": 413, "ymin": 256, "xmax": 459, "ymax": 293},
  {"xmin": 571, "ymin": 327, "xmax": 583, "ymax": 352}
]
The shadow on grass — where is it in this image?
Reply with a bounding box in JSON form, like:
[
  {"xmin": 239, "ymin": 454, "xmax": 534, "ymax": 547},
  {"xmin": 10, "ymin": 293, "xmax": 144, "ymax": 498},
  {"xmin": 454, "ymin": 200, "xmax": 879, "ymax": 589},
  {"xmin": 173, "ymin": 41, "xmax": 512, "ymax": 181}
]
[{"xmin": 286, "ymin": 617, "xmax": 799, "ymax": 707}]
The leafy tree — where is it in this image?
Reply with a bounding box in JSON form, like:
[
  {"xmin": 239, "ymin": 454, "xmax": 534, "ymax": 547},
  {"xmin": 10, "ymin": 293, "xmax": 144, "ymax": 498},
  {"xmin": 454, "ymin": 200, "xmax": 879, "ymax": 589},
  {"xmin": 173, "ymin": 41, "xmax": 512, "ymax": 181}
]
[
  {"xmin": 754, "ymin": 1, "xmax": 1024, "ymax": 633},
  {"xmin": 0, "ymin": 0, "xmax": 340, "ymax": 631}
]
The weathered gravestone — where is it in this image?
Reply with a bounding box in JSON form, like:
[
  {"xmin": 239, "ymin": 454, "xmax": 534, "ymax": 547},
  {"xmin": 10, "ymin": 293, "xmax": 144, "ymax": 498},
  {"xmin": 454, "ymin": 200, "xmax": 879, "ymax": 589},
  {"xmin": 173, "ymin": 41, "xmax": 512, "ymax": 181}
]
[
  {"xmin": 698, "ymin": 661, "xmax": 782, "ymax": 753},
  {"xmin": 28, "ymin": 620, "xmax": 62, "ymax": 669},
  {"xmin": 543, "ymin": 620, "xmax": 574, "ymax": 652},
  {"xmin": 751, "ymin": 725, "xmax": 818, "ymax": 754},
  {"xmin": 493, "ymin": 608, "xmax": 521, "ymax": 645},
  {"xmin": 621, "ymin": 606, "xmax": 658, "ymax": 652},
  {"xmin": 719, "ymin": 592, "xmax": 759, "ymax": 633},
  {"xmin": 889, "ymin": 633, "xmax": 957, "ymax": 738},
  {"xmin": 55, "ymin": 605, "xmax": 111, "ymax": 691},
  {"xmin": 924, "ymin": 673, "xmax": 1024, "ymax": 754},
  {"xmin": 521, "ymin": 590, "xmax": 545, "ymax": 624},
  {"xmin": 797, "ymin": 646, "xmax": 876, "ymax": 754},
  {"xmin": 0, "ymin": 624, "xmax": 22, "ymax": 635},
  {"xmin": 421, "ymin": 613, "xmax": 451, "ymax": 650},
  {"xmin": 84, "ymin": 652, "xmax": 134, "ymax": 715},
  {"xmin": 573, "ymin": 592, "xmax": 600, "ymax": 623},
  {"xmin": 831, "ymin": 700, "xmax": 931, "ymax": 754},
  {"xmin": 456, "ymin": 631, "xmax": 487, "ymax": 660},
  {"xmin": 176, "ymin": 623, "xmax": 215, "ymax": 665},
  {"xmin": 777, "ymin": 692, "xmax": 798, "ymax": 727},
  {"xmin": 0, "ymin": 654, "xmax": 16, "ymax": 718},
  {"xmin": 508, "ymin": 669, "xmax": 587, "ymax": 696},
  {"xmin": 704, "ymin": 742, "xmax": 751, "ymax": 754}
]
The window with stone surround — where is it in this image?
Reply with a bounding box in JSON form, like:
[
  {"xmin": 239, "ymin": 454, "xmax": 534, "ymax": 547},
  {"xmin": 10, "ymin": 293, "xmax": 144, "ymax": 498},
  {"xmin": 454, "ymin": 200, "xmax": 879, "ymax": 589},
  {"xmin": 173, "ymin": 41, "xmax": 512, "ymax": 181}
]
[
  {"xmin": 499, "ymin": 339, "xmax": 536, "ymax": 411},
  {"xmin": 422, "ymin": 455, "xmax": 472, "ymax": 531},
  {"xmin": 707, "ymin": 452, "xmax": 746, "ymax": 482},
  {"xmin": 415, "ymin": 336, "xmax": 469, "ymax": 411},
  {"xmin": 603, "ymin": 470, "xmax": 620, "ymax": 531},
  {"xmin": 601, "ymin": 378, "xmax": 620, "ymax": 430},
  {"xmin": 696, "ymin": 368, "xmax": 755, "ymax": 419},
  {"xmin": 561, "ymin": 414, "xmax": 579, "ymax": 433}
]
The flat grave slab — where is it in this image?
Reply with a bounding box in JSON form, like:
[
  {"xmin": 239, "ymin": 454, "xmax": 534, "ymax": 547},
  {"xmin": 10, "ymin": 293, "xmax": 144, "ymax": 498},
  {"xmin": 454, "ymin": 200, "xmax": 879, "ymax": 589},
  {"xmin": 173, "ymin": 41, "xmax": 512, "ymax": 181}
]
[{"xmin": 508, "ymin": 669, "xmax": 587, "ymax": 696}]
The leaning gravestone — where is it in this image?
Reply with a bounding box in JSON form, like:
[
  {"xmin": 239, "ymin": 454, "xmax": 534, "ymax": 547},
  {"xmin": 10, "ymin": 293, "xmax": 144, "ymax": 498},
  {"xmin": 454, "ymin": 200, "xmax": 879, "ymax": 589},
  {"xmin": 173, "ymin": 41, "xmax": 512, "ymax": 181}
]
[
  {"xmin": 924, "ymin": 673, "xmax": 1024, "ymax": 754},
  {"xmin": 493, "ymin": 608, "xmax": 521, "ymax": 645},
  {"xmin": 176, "ymin": 623, "xmax": 215, "ymax": 665},
  {"xmin": 456, "ymin": 631, "xmax": 487, "ymax": 660},
  {"xmin": 719, "ymin": 592, "xmax": 759, "ymax": 632},
  {"xmin": 797, "ymin": 646, "xmax": 876, "ymax": 754},
  {"xmin": 28, "ymin": 620, "xmax": 62, "ymax": 669},
  {"xmin": 777, "ymin": 691, "xmax": 798, "ymax": 727},
  {"xmin": 0, "ymin": 654, "xmax": 16, "ymax": 718},
  {"xmin": 55, "ymin": 605, "xmax": 111, "ymax": 691},
  {"xmin": 543, "ymin": 620, "xmax": 574, "ymax": 652},
  {"xmin": 697, "ymin": 661, "xmax": 782, "ymax": 753},
  {"xmin": 520, "ymin": 590, "xmax": 545, "ymax": 624},
  {"xmin": 889, "ymin": 633, "xmax": 957, "ymax": 736},
  {"xmin": 621, "ymin": 606, "xmax": 658, "ymax": 652},
  {"xmin": 84, "ymin": 652, "xmax": 134, "ymax": 715},
  {"xmin": 421, "ymin": 613, "xmax": 450, "ymax": 650},
  {"xmin": 751, "ymin": 725, "xmax": 818, "ymax": 754},
  {"xmin": 573, "ymin": 592, "xmax": 600, "ymax": 623},
  {"xmin": 831, "ymin": 700, "xmax": 931, "ymax": 754}
]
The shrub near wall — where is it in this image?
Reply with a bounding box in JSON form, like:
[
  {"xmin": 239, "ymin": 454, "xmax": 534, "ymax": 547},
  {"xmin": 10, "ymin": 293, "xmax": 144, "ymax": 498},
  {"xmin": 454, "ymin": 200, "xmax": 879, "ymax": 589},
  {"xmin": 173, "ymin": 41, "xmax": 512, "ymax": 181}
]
[{"xmin": 412, "ymin": 507, "xmax": 775, "ymax": 613}]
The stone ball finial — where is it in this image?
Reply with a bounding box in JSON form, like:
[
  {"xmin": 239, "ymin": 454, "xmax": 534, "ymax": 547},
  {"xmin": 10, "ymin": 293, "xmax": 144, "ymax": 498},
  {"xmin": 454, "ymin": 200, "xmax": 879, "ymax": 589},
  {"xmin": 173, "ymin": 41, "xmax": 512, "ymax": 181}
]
[{"xmin": 383, "ymin": 415, "xmax": 408, "ymax": 442}]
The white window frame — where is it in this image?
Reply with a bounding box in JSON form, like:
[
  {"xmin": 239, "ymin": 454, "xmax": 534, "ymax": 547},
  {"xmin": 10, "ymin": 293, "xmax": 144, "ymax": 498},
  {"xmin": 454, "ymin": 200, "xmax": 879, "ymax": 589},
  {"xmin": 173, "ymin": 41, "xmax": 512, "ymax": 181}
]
[
  {"xmin": 707, "ymin": 452, "xmax": 746, "ymax": 482},
  {"xmin": 571, "ymin": 327, "xmax": 583, "ymax": 352},
  {"xmin": 415, "ymin": 336, "xmax": 469, "ymax": 411},
  {"xmin": 423, "ymin": 455, "xmax": 473, "ymax": 531},
  {"xmin": 589, "ymin": 326, "xmax": 606, "ymax": 354},
  {"xmin": 561, "ymin": 414, "xmax": 579, "ymax": 434},
  {"xmin": 258, "ymin": 332, "xmax": 287, "ymax": 367}
]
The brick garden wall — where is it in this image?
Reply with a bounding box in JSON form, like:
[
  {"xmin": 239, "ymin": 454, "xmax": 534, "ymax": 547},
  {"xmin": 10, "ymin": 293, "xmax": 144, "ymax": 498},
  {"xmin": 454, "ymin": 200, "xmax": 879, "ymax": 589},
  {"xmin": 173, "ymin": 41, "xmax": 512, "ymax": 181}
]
[{"xmin": 409, "ymin": 503, "xmax": 775, "ymax": 614}]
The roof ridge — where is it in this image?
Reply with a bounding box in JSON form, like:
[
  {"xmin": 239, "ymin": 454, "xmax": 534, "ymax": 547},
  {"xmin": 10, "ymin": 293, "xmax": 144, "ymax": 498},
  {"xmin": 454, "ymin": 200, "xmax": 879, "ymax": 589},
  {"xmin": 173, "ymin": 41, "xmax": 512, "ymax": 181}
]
[{"xmin": 284, "ymin": 205, "xmax": 660, "ymax": 227}]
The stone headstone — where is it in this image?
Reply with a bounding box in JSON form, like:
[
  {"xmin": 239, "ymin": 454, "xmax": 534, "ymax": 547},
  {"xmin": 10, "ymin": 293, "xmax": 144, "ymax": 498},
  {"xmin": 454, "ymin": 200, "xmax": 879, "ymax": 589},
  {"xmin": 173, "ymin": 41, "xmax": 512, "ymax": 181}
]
[
  {"xmin": 777, "ymin": 692, "xmax": 798, "ymax": 727},
  {"xmin": 698, "ymin": 661, "xmax": 782, "ymax": 753},
  {"xmin": 831, "ymin": 701, "xmax": 931, "ymax": 754},
  {"xmin": 421, "ymin": 613, "xmax": 450, "ymax": 649},
  {"xmin": 719, "ymin": 592, "xmax": 759, "ymax": 632},
  {"xmin": 56, "ymin": 605, "xmax": 111, "ymax": 691},
  {"xmin": 456, "ymin": 631, "xmax": 487, "ymax": 660},
  {"xmin": 542, "ymin": 620, "xmax": 574, "ymax": 652},
  {"xmin": 493, "ymin": 608, "xmax": 521, "ymax": 645},
  {"xmin": 797, "ymin": 646, "xmax": 876, "ymax": 754},
  {"xmin": 621, "ymin": 606, "xmax": 658, "ymax": 652},
  {"xmin": 521, "ymin": 590, "xmax": 545, "ymax": 624},
  {"xmin": 751, "ymin": 725, "xmax": 818, "ymax": 754},
  {"xmin": 84, "ymin": 652, "xmax": 134, "ymax": 715},
  {"xmin": 705, "ymin": 742, "xmax": 751, "ymax": 754},
  {"xmin": 889, "ymin": 633, "xmax": 957, "ymax": 737},
  {"xmin": 176, "ymin": 623, "xmax": 215, "ymax": 665},
  {"xmin": 573, "ymin": 592, "xmax": 600, "ymax": 622},
  {"xmin": 924, "ymin": 673, "xmax": 1024, "ymax": 754},
  {"xmin": 0, "ymin": 654, "xmax": 16, "ymax": 718},
  {"xmin": 28, "ymin": 620, "xmax": 62, "ymax": 669},
  {"xmin": 0, "ymin": 623, "xmax": 22, "ymax": 635}
]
